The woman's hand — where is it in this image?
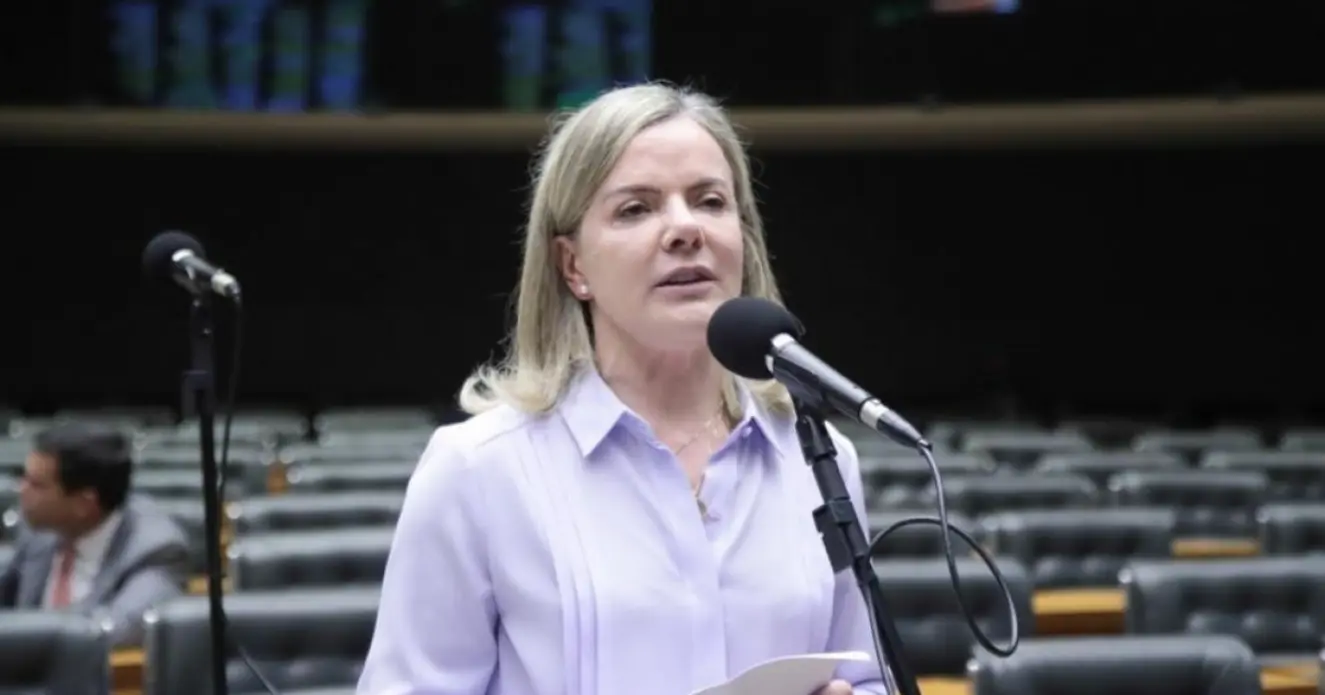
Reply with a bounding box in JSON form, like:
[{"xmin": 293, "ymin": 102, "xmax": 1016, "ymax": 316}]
[{"xmin": 814, "ymin": 679, "xmax": 853, "ymax": 695}]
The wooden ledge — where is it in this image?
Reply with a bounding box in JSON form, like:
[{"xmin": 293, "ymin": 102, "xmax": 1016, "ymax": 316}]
[
  {"xmin": 1172, "ymin": 538, "xmax": 1261, "ymax": 559},
  {"xmin": 110, "ymin": 649, "xmax": 143, "ymax": 694},
  {"xmin": 1032, "ymin": 587, "xmax": 1126, "ymax": 635},
  {"xmin": 4, "ymin": 92, "xmax": 1325, "ymax": 152},
  {"xmin": 917, "ymin": 666, "xmax": 1314, "ymax": 695}
]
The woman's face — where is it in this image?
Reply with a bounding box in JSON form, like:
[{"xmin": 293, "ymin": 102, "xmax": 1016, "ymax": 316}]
[{"xmin": 558, "ymin": 116, "xmax": 744, "ymax": 354}]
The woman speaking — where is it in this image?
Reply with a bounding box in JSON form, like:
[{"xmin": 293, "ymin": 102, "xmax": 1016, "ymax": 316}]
[{"xmin": 356, "ymin": 82, "xmax": 893, "ymax": 695}]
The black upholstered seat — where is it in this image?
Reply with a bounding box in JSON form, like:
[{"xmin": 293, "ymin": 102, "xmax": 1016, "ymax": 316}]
[
  {"xmin": 980, "ymin": 508, "xmax": 1175, "ymax": 588},
  {"xmin": 1122, "ymin": 556, "xmax": 1325, "ymax": 662},
  {"xmin": 0, "ymin": 611, "xmax": 111, "ymax": 695},
  {"xmin": 144, "ymin": 587, "xmax": 378, "ymax": 695},
  {"xmin": 968, "ymin": 634, "xmax": 1261, "ymax": 695}
]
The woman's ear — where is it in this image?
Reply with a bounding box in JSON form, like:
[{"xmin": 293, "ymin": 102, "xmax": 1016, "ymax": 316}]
[{"xmin": 555, "ymin": 236, "xmax": 591, "ymax": 300}]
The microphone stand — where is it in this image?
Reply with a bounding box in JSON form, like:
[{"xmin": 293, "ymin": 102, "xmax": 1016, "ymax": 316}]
[
  {"xmin": 793, "ymin": 398, "xmax": 921, "ymax": 695},
  {"xmin": 181, "ymin": 292, "xmax": 231, "ymax": 695}
]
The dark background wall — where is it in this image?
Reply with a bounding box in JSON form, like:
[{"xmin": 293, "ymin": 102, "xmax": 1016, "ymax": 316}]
[
  {"xmin": 2, "ymin": 140, "xmax": 1317, "ymax": 422},
  {"xmin": 1, "ymin": 0, "xmax": 1322, "ymax": 423}
]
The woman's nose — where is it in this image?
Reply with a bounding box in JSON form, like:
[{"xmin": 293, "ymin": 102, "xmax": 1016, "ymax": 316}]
[{"xmin": 661, "ymin": 202, "xmax": 703, "ymax": 251}]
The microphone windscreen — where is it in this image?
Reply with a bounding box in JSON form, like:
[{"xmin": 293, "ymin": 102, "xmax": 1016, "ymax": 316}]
[
  {"xmin": 142, "ymin": 231, "xmax": 205, "ymax": 280},
  {"xmin": 707, "ymin": 297, "xmax": 804, "ymax": 379}
]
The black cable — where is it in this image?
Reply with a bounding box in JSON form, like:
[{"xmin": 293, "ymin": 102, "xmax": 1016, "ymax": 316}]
[
  {"xmin": 216, "ymin": 297, "xmax": 281, "ymax": 695},
  {"xmin": 868, "ymin": 446, "xmax": 1020, "ymax": 658}
]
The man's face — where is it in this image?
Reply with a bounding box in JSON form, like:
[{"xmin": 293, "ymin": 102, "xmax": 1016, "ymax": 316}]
[{"xmin": 18, "ymin": 452, "xmax": 88, "ymax": 531}]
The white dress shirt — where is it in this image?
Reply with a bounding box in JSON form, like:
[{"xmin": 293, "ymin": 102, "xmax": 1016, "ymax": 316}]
[{"xmin": 44, "ymin": 510, "xmax": 124, "ymax": 608}]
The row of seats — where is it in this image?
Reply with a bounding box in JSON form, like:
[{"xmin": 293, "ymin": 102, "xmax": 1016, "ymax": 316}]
[
  {"xmin": 9, "ymin": 473, "xmax": 1325, "ymax": 582},
  {"xmin": 888, "ymin": 554, "xmax": 1325, "ymax": 673},
  {"xmin": 10, "ymin": 493, "xmax": 1322, "ymax": 596},
  {"xmin": 7, "ymin": 551, "xmax": 1321, "ymax": 694},
  {"xmin": 871, "ymin": 466, "xmax": 1310, "ymax": 535},
  {"xmin": 0, "ymin": 406, "xmax": 442, "ymax": 446},
  {"xmin": 5, "ymin": 443, "xmax": 1318, "ymax": 507},
  {"xmin": 6, "ymin": 404, "xmax": 1323, "ymax": 449},
  {"xmin": 99, "ymin": 503, "xmax": 1325, "ymax": 592},
  {"xmin": 853, "ymin": 418, "xmax": 1325, "ymax": 453},
  {"xmin": 1, "ymin": 594, "xmax": 1286, "ymax": 695},
  {"xmin": 871, "ymin": 504, "xmax": 1325, "ymax": 587},
  {"xmin": 6, "ymin": 409, "xmax": 1324, "ymax": 459}
]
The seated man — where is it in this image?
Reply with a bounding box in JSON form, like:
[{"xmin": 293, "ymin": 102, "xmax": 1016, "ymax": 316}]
[{"xmin": 0, "ymin": 423, "xmax": 189, "ymax": 647}]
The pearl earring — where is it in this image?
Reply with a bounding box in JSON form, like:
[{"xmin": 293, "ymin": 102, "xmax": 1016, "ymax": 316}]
[{"xmin": 579, "ymin": 284, "xmax": 589, "ymax": 296}]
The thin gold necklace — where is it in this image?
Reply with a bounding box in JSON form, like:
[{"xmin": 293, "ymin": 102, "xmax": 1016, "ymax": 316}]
[{"xmin": 673, "ymin": 408, "xmax": 725, "ymax": 519}]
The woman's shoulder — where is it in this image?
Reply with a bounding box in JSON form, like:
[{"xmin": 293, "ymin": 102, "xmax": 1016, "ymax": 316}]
[
  {"xmin": 418, "ymin": 402, "xmax": 532, "ymax": 463},
  {"xmin": 415, "ymin": 403, "xmax": 548, "ymax": 477}
]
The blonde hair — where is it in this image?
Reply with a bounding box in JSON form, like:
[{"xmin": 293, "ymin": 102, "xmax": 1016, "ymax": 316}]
[{"xmin": 459, "ymin": 82, "xmax": 792, "ymax": 421}]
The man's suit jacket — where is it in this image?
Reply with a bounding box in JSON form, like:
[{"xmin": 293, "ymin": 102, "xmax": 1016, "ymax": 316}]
[{"xmin": 0, "ymin": 495, "xmax": 190, "ymax": 647}]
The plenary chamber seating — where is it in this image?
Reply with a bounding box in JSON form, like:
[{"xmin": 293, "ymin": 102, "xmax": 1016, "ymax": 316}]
[
  {"xmin": 282, "ymin": 462, "xmax": 416, "ymax": 494},
  {"xmin": 873, "ymin": 558, "xmax": 1035, "ymax": 676},
  {"xmin": 1033, "ymin": 451, "xmax": 1185, "ymax": 486},
  {"xmin": 280, "ymin": 441, "xmax": 425, "ymax": 467},
  {"xmin": 1258, "ymin": 503, "xmax": 1325, "ymax": 555},
  {"xmin": 1122, "ymin": 556, "xmax": 1325, "ymax": 664},
  {"xmin": 926, "ymin": 474, "xmax": 1098, "ymax": 519},
  {"xmin": 131, "ymin": 470, "xmax": 211, "ymax": 500},
  {"xmin": 1108, "ymin": 470, "xmax": 1267, "ymax": 538},
  {"xmin": 227, "ymin": 492, "xmax": 404, "ymax": 534},
  {"xmin": 1201, "ymin": 452, "xmax": 1325, "ymax": 501},
  {"xmin": 862, "ymin": 453, "xmax": 994, "ymax": 510},
  {"xmin": 0, "ymin": 611, "xmax": 111, "ymax": 695},
  {"xmin": 1279, "ymin": 428, "xmax": 1325, "ymax": 452},
  {"xmin": 959, "ymin": 431, "xmax": 1095, "ymax": 469},
  {"xmin": 866, "ymin": 511, "xmax": 978, "ymax": 558},
  {"xmin": 1132, "ymin": 428, "xmax": 1263, "ymax": 462},
  {"xmin": 968, "ymin": 634, "xmax": 1261, "ymax": 695},
  {"xmin": 144, "ymin": 587, "xmax": 378, "ymax": 695},
  {"xmin": 227, "ymin": 527, "xmax": 394, "ymax": 591},
  {"xmin": 134, "ymin": 446, "xmax": 271, "ymax": 495},
  {"xmin": 150, "ymin": 498, "xmax": 209, "ymax": 574},
  {"xmin": 980, "ymin": 508, "xmax": 1176, "ymax": 589}
]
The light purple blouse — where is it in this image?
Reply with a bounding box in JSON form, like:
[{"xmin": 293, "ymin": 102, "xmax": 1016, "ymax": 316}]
[{"xmin": 357, "ymin": 369, "xmax": 893, "ymax": 695}]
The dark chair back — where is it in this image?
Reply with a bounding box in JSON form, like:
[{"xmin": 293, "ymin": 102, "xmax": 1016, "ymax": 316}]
[
  {"xmin": 981, "ymin": 508, "xmax": 1175, "ymax": 588},
  {"xmin": 0, "ymin": 611, "xmax": 111, "ymax": 695},
  {"xmin": 873, "ymin": 558, "xmax": 1035, "ymax": 676},
  {"xmin": 144, "ymin": 587, "xmax": 378, "ymax": 695},
  {"xmin": 969, "ymin": 635, "xmax": 1261, "ymax": 695},
  {"xmin": 1123, "ymin": 556, "xmax": 1325, "ymax": 659},
  {"xmin": 228, "ymin": 527, "xmax": 393, "ymax": 590}
]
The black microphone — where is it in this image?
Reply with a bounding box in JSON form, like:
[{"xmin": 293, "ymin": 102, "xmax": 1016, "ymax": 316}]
[
  {"xmin": 142, "ymin": 231, "xmax": 241, "ymax": 300},
  {"xmin": 707, "ymin": 296, "xmax": 929, "ymax": 450}
]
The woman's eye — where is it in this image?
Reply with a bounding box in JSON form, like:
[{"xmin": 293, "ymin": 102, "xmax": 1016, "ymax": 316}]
[
  {"xmin": 617, "ymin": 202, "xmax": 648, "ymax": 218},
  {"xmin": 700, "ymin": 196, "xmax": 727, "ymax": 210}
]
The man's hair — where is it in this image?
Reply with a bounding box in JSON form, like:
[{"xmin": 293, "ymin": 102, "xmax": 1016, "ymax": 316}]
[{"xmin": 33, "ymin": 423, "xmax": 133, "ymax": 513}]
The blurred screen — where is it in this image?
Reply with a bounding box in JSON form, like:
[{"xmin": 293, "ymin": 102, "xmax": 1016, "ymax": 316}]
[{"xmin": 2, "ymin": 0, "xmax": 1321, "ymax": 111}]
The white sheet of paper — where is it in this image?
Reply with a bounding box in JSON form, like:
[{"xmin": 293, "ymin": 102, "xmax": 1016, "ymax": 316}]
[{"xmin": 689, "ymin": 651, "xmax": 874, "ymax": 695}]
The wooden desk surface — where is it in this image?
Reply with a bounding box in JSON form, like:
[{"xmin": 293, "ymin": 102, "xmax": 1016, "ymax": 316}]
[
  {"xmin": 1172, "ymin": 538, "xmax": 1261, "ymax": 559},
  {"xmin": 917, "ymin": 668, "xmax": 1314, "ymax": 695},
  {"xmin": 110, "ymin": 649, "xmax": 143, "ymax": 694},
  {"xmin": 112, "ymin": 650, "xmax": 1316, "ymax": 695},
  {"xmin": 919, "ymin": 676, "xmax": 969, "ymax": 695},
  {"xmin": 1263, "ymin": 661, "xmax": 1321, "ymax": 681},
  {"xmin": 1261, "ymin": 668, "xmax": 1317, "ymax": 695},
  {"xmin": 1032, "ymin": 588, "xmax": 1126, "ymax": 635}
]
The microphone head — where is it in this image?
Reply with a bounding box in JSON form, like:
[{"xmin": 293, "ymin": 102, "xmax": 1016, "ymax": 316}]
[
  {"xmin": 707, "ymin": 297, "xmax": 804, "ymax": 379},
  {"xmin": 142, "ymin": 231, "xmax": 205, "ymax": 280}
]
